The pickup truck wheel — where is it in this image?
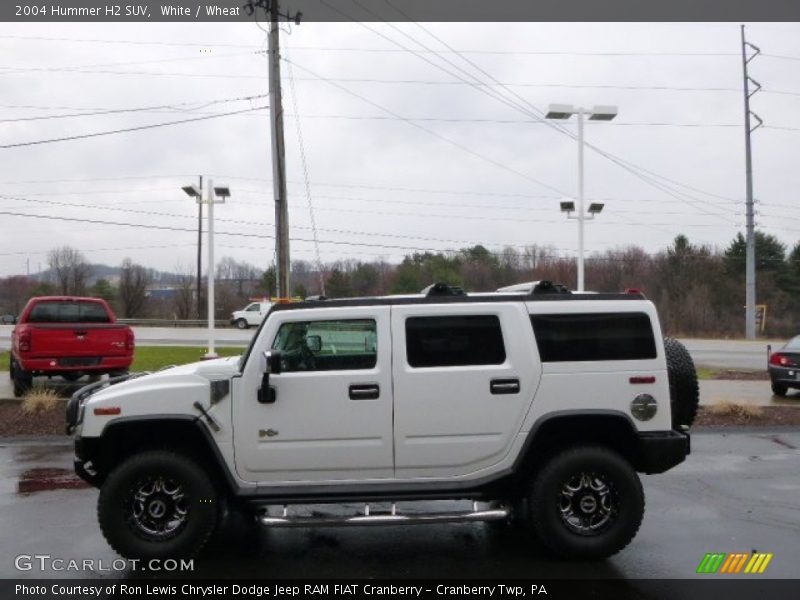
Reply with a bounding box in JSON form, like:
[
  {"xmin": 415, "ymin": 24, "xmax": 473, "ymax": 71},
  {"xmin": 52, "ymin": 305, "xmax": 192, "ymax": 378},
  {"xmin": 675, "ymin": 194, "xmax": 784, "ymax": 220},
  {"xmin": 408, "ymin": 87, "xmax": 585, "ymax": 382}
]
[
  {"xmin": 97, "ymin": 451, "xmax": 219, "ymax": 559},
  {"xmin": 528, "ymin": 445, "xmax": 644, "ymax": 560},
  {"xmin": 235, "ymin": 319, "xmax": 249, "ymax": 330},
  {"xmin": 11, "ymin": 363, "xmax": 33, "ymax": 398},
  {"xmin": 664, "ymin": 337, "xmax": 699, "ymax": 428}
]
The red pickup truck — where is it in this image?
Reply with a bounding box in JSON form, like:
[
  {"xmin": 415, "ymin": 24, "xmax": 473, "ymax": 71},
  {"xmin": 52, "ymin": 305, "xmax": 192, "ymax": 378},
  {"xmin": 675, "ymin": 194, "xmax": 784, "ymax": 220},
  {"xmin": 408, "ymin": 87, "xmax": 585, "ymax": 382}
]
[{"xmin": 10, "ymin": 297, "xmax": 134, "ymax": 397}]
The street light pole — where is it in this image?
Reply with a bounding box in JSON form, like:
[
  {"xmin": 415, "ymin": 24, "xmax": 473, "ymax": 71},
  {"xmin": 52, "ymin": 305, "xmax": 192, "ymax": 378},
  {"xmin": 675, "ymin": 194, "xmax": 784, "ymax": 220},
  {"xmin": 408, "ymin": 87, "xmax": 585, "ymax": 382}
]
[
  {"xmin": 206, "ymin": 179, "xmax": 216, "ymax": 358},
  {"xmin": 184, "ymin": 181, "xmax": 229, "ymax": 359},
  {"xmin": 546, "ymin": 104, "xmax": 616, "ymax": 292},
  {"xmin": 576, "ymin": 107, "xmax": 585, "ymax": 292},
  {"xmin": 196, "ymin": 175, "xmax": 203, "ymax": 320}
]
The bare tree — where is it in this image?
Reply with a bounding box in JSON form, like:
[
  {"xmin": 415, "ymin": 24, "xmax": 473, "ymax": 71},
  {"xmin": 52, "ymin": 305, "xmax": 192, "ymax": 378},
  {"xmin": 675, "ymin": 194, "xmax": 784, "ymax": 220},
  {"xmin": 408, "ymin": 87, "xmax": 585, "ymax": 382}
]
[
  {"xmin": 172, "ymin": 265, "xmax": 195, "ymax": 320},
  {"xmin": 119, "ymin": 258, "xmax": 150, "ymax": 318},
  {"xmin": 47, "ymin": 246, "xmax": 92, "ymax": 295},
  {"xmin": 0, "ymin": 275, "xmax": 36, "ymax": 314}
]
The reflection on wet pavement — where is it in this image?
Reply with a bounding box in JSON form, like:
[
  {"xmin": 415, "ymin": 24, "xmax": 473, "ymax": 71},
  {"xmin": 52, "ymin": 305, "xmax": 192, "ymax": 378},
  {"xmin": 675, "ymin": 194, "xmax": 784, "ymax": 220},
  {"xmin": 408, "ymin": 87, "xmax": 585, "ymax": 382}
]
[{"xmin": 18, "ymin": 467, "xmax": 89, "ymax": 495}]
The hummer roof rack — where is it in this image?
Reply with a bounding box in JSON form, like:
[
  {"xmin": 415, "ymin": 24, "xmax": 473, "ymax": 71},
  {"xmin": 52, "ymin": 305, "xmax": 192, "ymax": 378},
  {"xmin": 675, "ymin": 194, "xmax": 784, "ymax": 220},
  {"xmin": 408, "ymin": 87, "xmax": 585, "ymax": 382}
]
[{"xmin": 421, "ymin": 283, "xmax": 467, "ymax": 297}]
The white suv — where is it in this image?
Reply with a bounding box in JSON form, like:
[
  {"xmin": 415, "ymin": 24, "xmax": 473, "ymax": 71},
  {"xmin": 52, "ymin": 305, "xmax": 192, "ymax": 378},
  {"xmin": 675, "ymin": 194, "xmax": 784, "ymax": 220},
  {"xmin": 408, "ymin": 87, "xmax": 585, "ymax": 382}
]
[{"xmin": 67, "ymin": 282, "xmax": 697, "ymax": 561}]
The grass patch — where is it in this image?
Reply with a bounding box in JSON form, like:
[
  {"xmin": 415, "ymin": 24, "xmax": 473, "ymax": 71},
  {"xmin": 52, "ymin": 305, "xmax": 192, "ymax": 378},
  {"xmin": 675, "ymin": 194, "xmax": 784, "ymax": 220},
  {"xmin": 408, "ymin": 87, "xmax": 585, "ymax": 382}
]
[
  {"xmin": 708, "ymin": 400, "xmax": 764, "ymax": 421},
  {"xmin": 696, "ymin": 367, "xmax": 768, "ymax": 381},
  {"xmin": 1, "ymin": 347, "xmax": 242, "ymax": 373},
  {"xmin": 21, "ymin": 388, "xmax": 62, "ymax": 414},
  {"xmin": 697, "ymin": 367, "xmax": 715, "ymax": 380},
  {"xmin": 132, "ymin": 346, "xmax": 242, "ymax": 372}
]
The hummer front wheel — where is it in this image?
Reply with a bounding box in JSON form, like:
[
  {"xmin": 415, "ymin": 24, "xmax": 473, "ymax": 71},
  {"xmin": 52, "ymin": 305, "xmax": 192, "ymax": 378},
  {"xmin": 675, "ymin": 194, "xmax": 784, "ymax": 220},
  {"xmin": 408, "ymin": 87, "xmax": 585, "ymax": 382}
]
[{"xmin": 98, "ymin": 451, "xmax": 219, "ymax": 559}]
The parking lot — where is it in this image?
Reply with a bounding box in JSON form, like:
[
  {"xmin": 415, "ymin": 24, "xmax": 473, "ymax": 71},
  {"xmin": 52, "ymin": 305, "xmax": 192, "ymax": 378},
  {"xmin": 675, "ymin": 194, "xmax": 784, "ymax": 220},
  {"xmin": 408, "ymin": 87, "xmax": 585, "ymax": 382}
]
[{"xmin": 1, "ymin": 430, "xmax": 798, "ymax": 581}]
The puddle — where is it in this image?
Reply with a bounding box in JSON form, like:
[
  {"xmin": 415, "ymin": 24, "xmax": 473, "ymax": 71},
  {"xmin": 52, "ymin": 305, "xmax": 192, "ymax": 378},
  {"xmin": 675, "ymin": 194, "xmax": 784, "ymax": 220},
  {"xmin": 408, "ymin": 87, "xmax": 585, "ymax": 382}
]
[{"xmin": 17, "ymin": 467, "xmax": 90, "ymax": 494}]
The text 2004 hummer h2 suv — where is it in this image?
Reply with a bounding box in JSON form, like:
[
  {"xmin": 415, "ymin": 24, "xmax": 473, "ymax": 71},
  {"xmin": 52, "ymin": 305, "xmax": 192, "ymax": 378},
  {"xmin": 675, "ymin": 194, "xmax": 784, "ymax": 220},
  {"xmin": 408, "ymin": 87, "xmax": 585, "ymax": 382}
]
[{"xmin": 67, "ymin": 282, "xmax": 698, "ymax": 561}]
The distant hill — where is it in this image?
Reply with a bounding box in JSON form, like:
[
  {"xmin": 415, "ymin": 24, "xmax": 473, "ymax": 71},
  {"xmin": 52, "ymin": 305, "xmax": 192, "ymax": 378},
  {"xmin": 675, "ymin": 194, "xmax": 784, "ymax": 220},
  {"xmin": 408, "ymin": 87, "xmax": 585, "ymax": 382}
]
[{"xmin": 31, "ymin": 264, "xmax": 180, "ymax": 285}]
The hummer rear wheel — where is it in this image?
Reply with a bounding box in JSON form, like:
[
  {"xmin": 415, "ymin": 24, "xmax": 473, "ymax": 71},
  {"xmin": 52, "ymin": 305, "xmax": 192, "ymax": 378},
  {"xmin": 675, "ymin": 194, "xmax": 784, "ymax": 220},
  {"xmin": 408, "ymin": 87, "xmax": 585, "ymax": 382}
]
[{"xmin": 528, "ymin": 445, "xmax": 644, "ymax": 559}]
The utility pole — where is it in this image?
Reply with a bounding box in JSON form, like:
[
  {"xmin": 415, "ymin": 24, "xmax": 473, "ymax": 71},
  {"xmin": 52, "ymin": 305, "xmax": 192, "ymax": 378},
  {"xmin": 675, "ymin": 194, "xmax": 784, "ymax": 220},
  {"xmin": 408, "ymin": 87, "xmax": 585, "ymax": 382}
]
[
  {"xmin": 268, "ymin": 0, "xmax": 290, "ymax": 298},
  {"xmin": 196, "ymin": 175, "xmax": 203, "ymax": 320},
  {"xmin": 741, "ymin": 25, "xmax": 762, "ymax": 340}
]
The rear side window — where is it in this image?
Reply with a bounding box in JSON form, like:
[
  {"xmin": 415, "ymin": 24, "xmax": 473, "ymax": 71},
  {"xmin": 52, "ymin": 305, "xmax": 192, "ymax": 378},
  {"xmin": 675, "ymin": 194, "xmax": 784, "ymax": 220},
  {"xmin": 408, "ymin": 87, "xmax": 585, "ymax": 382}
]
[
  {"xmin": 406, "ymin": 315, "xmax": 506, "ymax": 368},
  {"xmin": 530, "ymin": 313, "xmax": 656, "ymax": 362},
  {"xmin": 28, "ymin": 301, "xmax": 111, "ymax": 324}
]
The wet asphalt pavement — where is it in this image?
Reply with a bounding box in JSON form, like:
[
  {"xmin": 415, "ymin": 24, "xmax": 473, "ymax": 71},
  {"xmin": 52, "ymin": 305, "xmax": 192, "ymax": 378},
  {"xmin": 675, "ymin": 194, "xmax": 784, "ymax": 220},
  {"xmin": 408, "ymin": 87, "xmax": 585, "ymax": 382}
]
[{"xmin": 0, "ymin": 430, "xmax": 798, "ymax": 581}]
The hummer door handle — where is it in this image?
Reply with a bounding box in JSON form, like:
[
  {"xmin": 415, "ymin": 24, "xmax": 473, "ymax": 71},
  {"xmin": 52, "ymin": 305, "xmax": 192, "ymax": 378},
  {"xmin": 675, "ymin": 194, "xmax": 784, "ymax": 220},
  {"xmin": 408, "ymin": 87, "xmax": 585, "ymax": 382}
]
[
  {"xmin": 349, "ymin": 384, "xmax": 380, "ymax": 400},
  {"xmin": 490, "ymin": 378, "xmax": 520, "ymax": 395}
]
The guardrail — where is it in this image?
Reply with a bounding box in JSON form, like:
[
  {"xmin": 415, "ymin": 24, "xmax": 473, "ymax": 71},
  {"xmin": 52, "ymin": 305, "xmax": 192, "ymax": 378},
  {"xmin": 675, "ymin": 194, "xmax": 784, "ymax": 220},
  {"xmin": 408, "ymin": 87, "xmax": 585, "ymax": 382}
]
[{"xmin": 117, "ymin": 319, "xmax": 235, "ymax": 328}]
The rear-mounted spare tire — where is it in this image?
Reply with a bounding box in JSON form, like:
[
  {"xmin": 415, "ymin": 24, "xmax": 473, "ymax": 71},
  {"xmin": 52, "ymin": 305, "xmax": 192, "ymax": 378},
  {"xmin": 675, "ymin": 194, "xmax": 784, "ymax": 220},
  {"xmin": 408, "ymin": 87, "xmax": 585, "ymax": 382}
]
[{"xmin": 664, "ymin": 337, "xmax": 699, "ymax": 428}]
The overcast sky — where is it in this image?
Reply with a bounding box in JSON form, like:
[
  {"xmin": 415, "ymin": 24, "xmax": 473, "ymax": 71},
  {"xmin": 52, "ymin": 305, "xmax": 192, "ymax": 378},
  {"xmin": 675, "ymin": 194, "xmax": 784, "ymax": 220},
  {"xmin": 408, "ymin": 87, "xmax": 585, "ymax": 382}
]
[{"xmin": 0, "ymin": 21, "xmax": 799, "ymax": 278}]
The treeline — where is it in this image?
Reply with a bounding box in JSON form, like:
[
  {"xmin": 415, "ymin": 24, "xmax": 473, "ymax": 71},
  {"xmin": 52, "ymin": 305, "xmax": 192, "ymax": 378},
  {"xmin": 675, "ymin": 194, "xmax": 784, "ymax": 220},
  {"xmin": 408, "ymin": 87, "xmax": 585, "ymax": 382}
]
[
  {"xmin": 1, "ymin": 233, "xmax": 799, "ymax": 337},
  {"xmin": 290, "ymin": 232, "xmax": 800, "ymax": 338}
]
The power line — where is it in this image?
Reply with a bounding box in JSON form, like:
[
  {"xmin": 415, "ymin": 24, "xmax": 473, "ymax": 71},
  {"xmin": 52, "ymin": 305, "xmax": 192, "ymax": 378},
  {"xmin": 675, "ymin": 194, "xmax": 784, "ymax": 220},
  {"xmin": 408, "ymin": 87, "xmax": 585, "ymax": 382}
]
[
  {"xmin": 7, "ymin": 32, "xmax": 800, "ymax": 62},
  {"xmin": 0, "ymin": 34, "xmax": 258, "ymax": 49},
  {"xmin": 0, "ymin": 193, "xmax": 573, "ymax": 252},
  {"xmin": 285, "ymin": 42, "xmax": 326, "ymax": 293},
  {"xmin": 343, "ymin": 9, "xmax": 738, "ymax": 223},
  {"xmin": 0, "ymin": 49, "xmax": 258, "ymax": 76},
  {"xmin": 0, "ymin": 94, "xmax": 268, "ymax": 123},
  {"xmin": 283, "ymin": 57, "xmax": 568, "ymax": 196},
  {"xmin": 6, "ymin": 61, "xmax": 797, "ymax": 101},
  {"xmin": 0, "ymin": 105, "xmax": 269, "ymax": 149},
  {"xmin": 0, "ymin": 243, "xmax": 194, "ymax": 258}
]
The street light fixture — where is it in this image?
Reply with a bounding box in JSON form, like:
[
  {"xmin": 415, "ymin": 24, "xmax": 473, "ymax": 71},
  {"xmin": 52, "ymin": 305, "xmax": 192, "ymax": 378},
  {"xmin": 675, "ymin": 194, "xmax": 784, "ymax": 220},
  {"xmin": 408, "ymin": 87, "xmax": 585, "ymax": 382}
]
[
  {"xmin": 588, "ymin": 202, "xmax": 605, "ymax": 215},
  {"xmin": 560, "ymin": 200, "xmax": 576, "ymax": 213},
  {"xmin": 185, "ymin": 179, "xmax": 229, "ymax": 359},
  {"xmin": 182, "ymin": 185, "xmax": 201, "ymax": 199},
  {"xmin": 546, "ymin": 104, "xmax": 618, "ymax": 291}
]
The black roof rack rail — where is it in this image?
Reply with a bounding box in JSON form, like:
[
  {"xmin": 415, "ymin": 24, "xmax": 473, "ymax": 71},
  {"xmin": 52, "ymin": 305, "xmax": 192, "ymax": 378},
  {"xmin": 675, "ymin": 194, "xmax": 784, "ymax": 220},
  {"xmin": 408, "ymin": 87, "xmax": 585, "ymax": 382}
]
[
  {"xmin": 530, "ymin": 281, "xmax": 571, "ymax": 295},
  {"xmin": 421, "ymin": 283, "xmax": 467, "ymax": 297}
]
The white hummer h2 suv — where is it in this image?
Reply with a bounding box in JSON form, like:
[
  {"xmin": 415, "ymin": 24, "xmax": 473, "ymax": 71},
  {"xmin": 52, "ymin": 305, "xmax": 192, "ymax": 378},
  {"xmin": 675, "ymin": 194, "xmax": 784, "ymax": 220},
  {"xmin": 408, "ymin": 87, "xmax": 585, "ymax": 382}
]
[{"xmin": 67, "ymin": 282, "xmax": 697, "ymax": 561}]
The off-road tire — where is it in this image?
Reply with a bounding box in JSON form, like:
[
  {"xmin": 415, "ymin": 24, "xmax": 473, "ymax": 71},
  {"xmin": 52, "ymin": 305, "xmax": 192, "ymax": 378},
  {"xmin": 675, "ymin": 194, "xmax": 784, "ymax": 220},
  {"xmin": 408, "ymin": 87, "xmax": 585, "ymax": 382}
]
[
  {"xmin": 235, "ymin": 319, "xmax": 249, "ymax": 330},
  {"xmin": 664, "ymin": 337, "xmax": 700, "ymax": 428},
  {"xmin": 771, "ymin": 383, "xmax": 788, "ymax": 397},
  {"xmin": 98, "ymin": 450, "xmax": 219, "ymax": 560},
  {"xmin": 528, "ymin": 445, "xmax": 644, "ymax": 560}
]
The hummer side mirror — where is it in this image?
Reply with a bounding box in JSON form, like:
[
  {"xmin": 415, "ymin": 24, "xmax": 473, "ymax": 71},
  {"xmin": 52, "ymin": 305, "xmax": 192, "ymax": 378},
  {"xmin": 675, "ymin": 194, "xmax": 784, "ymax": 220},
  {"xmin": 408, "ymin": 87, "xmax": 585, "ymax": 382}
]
[
  {"xmin": 263, "ymin": 350, "xmax": 282, "ymax": 374},
  {"xmin": 258, "ymin": 350, "xmax": 282, "ymax": 404}
]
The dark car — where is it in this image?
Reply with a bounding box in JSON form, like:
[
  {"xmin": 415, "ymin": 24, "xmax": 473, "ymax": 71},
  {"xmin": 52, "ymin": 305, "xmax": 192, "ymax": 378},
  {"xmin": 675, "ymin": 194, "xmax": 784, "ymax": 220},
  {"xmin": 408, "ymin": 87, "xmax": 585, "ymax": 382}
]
[
  {"xmin": 0, "ymin": 314, "xmax": 16, "ymax": 324},
  {"xmin": 768, "ymin": 335, "xmax": 800, "ymax": 397}
]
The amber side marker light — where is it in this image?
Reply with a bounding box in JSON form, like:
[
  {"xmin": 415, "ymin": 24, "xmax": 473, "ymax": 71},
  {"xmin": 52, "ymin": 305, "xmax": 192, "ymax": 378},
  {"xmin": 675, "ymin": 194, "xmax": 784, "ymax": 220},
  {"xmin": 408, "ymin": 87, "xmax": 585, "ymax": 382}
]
[
  {"xmin": 93, "ymin": 407, "xmax": 121, "ymax": 416},
  {"xmin": 629, "ymin": 376, "xmax": 656, "ymax": 384}
]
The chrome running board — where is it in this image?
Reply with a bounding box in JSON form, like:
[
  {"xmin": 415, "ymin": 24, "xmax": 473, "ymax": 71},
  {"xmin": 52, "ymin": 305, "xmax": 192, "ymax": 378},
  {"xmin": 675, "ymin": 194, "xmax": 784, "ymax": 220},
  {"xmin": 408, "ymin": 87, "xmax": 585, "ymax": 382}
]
[{"xmin": 259, "ymin": 501, "xmax": 509, "ymax": 528}]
